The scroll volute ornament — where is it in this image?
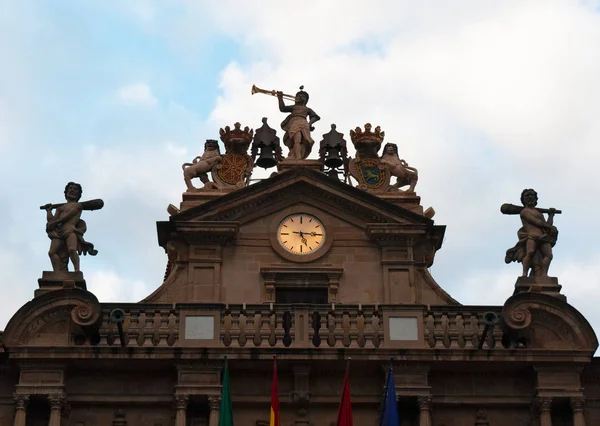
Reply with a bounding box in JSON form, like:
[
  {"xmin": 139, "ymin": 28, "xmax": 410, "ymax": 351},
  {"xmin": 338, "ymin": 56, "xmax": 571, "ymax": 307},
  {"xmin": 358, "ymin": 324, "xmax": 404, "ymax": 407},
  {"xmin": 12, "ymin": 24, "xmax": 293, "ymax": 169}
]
[
  {"xmin": 3, "ymin": 288, "xmax": 102, "ymax": 347},
  {"xmin": 500, "ymin": 292, "xmax": 598, "ymax": 351},
  {"xmin": 500, "ymin": 294, "xmax": 534, "ymax": 349}
]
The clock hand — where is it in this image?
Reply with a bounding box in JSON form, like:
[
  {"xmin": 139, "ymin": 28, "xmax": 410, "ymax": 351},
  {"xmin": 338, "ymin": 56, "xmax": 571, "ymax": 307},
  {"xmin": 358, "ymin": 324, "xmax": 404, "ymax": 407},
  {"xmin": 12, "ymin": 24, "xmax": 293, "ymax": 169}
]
[
  {"xmin": 309, "ymin": 232, "xmax": 323, "ymax": 237},
  {"xmin": 301, "ymin": 237, "xmax": 308, "ymax": 245}
]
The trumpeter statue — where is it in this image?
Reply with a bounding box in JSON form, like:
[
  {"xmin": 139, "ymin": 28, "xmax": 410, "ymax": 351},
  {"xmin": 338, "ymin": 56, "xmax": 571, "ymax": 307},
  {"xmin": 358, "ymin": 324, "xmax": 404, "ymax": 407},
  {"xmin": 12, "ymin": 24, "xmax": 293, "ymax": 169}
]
[{"xmin": 252, "ymin": 84, "xmax": 320, "ymax": 160}]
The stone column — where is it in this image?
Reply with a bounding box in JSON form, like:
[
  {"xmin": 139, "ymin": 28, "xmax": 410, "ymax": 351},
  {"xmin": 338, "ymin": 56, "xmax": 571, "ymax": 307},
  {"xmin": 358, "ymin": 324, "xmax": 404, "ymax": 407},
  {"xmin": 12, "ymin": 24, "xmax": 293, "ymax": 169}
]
[
  {"xmin": 13, "ymin": 394, "xmax": 28, "ymax": 426},
  {"xmin": 538, "ymin": 397, "xmax": 552, "ymax": 426},
  {"xmin": 208, "ymin": 395, "xmax": 221, "ymax": 426},
  {"xmin": 174, "ymin": 395, "xmax": 189, "ymax": 426},
  {"xmin": 48, "ymin": 393, "xmax": 65, "ymax": 426},
  {"xmin": 571, "ymin": 397, "xmax": 586, "ymax": 426},
  {"xmin": 417, "ymin": 395, "xmax": 432, "ymax": 426}
]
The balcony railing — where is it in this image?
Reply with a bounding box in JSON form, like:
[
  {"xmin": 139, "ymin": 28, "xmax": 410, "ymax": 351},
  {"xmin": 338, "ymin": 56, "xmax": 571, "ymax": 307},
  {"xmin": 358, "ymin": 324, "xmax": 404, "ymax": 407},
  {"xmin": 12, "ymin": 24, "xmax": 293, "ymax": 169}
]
[{"xmin": 94, "ymin": 303, "xmax": 504, "ymax": 350}]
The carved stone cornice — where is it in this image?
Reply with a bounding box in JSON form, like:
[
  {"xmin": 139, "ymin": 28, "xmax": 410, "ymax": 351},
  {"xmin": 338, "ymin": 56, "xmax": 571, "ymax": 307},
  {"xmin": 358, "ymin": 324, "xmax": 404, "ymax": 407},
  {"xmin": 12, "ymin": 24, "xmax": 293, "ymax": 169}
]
[
  {"xmin": 172, "ymin": 167, "xmax": 431, "ymax": 227},
  {"xmin": 365, "ymin": 223, "xmax": 425, "ymax": 246},
  {"xmin": 175, "ymin": 221, "xmax": 239, "ymax": 244}
]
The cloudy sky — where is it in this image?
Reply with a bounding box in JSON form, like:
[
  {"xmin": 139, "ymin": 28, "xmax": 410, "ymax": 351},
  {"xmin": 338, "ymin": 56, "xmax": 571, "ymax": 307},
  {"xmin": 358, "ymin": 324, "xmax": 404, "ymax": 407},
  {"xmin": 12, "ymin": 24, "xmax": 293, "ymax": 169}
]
[{"xmin": 1, "ymin": 0, "xmax": 599, "ymax": 338}]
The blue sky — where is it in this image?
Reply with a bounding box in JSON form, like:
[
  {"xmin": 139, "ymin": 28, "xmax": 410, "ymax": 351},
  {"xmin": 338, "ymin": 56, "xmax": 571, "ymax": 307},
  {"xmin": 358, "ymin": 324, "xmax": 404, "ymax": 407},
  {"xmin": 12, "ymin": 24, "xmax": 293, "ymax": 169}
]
[{"xmin": 2, "ymin": 0, "xmax": 600, "ymax": 337}]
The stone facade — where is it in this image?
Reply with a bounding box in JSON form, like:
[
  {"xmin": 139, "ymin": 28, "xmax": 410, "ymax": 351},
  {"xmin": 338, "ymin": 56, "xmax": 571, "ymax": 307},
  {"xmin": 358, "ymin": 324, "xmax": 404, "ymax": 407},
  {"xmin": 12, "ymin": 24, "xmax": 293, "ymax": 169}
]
[{"xmin": 0, "ymin": 166, "xmax": 598, "ymax": 426}]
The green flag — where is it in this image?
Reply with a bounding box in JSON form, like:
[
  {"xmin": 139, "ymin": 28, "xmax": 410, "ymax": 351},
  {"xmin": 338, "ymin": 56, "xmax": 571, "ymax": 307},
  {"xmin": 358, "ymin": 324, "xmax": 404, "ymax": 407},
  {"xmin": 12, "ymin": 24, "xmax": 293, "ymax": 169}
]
[{"xmin": 219, "ymin": 357, "xmax": 234, "ymax": 426}]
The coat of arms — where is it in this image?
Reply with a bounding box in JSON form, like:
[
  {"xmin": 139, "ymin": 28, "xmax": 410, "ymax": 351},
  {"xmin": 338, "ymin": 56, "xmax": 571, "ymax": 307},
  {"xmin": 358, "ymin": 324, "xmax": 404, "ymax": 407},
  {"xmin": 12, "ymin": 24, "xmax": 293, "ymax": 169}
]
[
  {"xmin": 214, "ymin": 153, "xmax": 253, "ymax": 188},
  {"xmin": 211, "ymin": 123, "xmax": 255, "ymax": 189},
  {"xmin": 349, "ymin": 158, "xmax": 390, "ymax": 191},
  {"xmin": 347, "ymin": 124, "xmax": 391, "ymax": 193}
]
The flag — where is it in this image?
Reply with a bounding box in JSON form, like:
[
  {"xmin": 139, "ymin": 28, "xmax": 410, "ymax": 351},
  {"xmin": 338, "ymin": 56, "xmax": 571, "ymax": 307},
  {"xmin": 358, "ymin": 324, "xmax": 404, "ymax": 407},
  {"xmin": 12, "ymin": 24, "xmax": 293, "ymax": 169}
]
[
  {"xmin": 219, "ymin": 356, "xmax": 234, "ymax": 426},
  {"xmin": 336, "ymin": 359, "xmax": 353, "ymax": 426},
  {"xmin": 379, "ymin": 358, "xmax": 399, "ymax": 426},
  {"xmin": 269, "ymin": 356, "xmax": 280, "ymax": 426}
]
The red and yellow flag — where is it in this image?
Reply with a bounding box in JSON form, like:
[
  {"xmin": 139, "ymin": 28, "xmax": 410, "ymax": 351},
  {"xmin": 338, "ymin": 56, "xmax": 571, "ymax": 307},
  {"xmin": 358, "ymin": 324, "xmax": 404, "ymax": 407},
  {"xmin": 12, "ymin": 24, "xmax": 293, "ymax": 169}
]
[{"xmin": 269, "ymin": 355, "xmax": 280, "ymax": 426}]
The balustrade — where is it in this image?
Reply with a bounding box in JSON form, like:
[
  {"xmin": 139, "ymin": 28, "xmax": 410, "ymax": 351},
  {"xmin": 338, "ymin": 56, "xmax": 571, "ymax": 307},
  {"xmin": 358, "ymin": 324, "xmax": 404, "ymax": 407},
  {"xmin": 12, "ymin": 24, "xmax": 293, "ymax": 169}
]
[{"xmin": 92, "ymin": 304, "xmax": 503, "ymax": 350}]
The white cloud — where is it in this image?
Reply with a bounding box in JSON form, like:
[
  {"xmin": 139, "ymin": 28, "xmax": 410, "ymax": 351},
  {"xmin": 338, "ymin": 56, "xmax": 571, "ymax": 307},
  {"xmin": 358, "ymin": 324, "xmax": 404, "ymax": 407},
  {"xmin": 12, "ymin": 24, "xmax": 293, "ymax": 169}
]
[
  {"xmin": 86, "ymin": 269, "xmax": 149, "ymax": 303},
  {"xmin": 116, "ymin": 83, "xmax": 158, "ymax": 107}
]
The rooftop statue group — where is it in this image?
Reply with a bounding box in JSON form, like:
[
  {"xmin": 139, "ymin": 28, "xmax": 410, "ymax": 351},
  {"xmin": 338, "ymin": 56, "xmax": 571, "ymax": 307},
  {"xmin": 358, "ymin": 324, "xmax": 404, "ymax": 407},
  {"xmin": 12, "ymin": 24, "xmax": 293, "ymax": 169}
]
[
  {"xmin": 37, "ymin": 87, "xmax": 562, "ymax": 296},
  {"xmin": 182, "ymin": 84, "xmax": 419, "ymax": 194}
]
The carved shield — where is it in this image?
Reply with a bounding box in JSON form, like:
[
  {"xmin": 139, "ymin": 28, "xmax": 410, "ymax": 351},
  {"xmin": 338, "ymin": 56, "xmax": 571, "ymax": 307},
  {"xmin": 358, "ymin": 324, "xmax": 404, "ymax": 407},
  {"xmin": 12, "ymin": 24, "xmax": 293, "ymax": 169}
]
[
  {"xmin": 212, "ymin": 153, "xmax": 253, "ymax": 187},
  {"xmin": 349, "ymin": 158, "xmax": 390, "ymax": 192}
]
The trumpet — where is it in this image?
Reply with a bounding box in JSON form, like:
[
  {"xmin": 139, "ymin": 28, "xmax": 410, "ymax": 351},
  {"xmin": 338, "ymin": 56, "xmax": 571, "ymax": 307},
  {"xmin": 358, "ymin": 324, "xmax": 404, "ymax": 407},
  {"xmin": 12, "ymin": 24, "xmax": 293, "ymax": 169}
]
[{"xmin": 251, "ymin": 84, "xmax": 296, "ymax": 102}]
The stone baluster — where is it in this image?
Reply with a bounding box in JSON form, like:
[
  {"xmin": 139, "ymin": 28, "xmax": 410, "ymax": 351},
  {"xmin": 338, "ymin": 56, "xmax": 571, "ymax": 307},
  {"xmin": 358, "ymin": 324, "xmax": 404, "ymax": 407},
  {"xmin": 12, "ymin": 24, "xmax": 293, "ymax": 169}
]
[
  {"xmin": 538, "ymin": 397, "xmax": 552, "ymax": 426},
  {"xmin": 12, "ymin": 394, "xmax": 28, "ymax": 426},
  {"xmin": 417, "ymin": 395, "xmax": 432, "ymax": 426},
  {"xmin": 174, "ymin": 395, "xmax": 189, "ymax": 426},
  {"xmin": 208, "ymin": 395, "xmax": 221, "ymax": 426},
  {"xmin": 571, "ymin": 397, "xmax": 586, "ymax": 426},
  {"xmin": 48, "ymin": 393, "xmax": 65, "ymax": 426}
]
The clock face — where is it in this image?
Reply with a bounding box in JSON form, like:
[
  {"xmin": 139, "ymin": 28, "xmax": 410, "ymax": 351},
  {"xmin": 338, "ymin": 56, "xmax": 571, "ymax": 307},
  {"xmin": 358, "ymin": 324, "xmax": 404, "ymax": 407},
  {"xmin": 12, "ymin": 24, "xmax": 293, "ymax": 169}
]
[{"xmin": 277, "ymin": 213, "xmax": 326, "ymax": 256}]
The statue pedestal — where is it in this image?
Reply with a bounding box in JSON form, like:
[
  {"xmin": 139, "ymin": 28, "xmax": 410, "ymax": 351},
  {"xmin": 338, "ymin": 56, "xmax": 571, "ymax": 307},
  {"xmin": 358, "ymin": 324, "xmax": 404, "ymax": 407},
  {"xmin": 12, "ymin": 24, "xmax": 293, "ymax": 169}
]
[
  {"xmin": 513, "ymin": 276, "xmax": 566, "ymax": 301},
  {"xmin": 278, "ymin": 159, "xmax": 322, "ymax": 173},
  {"xmin": 36, "ymin": 271, "xmax": 87, "ymax": 297}
]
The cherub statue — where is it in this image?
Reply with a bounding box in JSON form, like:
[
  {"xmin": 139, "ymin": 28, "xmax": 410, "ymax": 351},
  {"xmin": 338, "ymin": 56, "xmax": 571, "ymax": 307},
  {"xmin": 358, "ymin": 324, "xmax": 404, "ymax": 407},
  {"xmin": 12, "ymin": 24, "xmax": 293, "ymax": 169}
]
[
  {"xmin": 503, "ymin": 189, "xmax": 560, "ymax": 278},
  {"xmin": 380, "ymin": 143, "xmax": 418, "ymax": 192},
  {"xmin": 277, "ymin": 86, "xmax": 321, "ymax": 160},
  {"xmin": 182, "ymin": 139, "xmax": 222, "ymax": 191},
  {"xmin": 41, "ymin": 182, "xmax": 104, "ymax": 272}
]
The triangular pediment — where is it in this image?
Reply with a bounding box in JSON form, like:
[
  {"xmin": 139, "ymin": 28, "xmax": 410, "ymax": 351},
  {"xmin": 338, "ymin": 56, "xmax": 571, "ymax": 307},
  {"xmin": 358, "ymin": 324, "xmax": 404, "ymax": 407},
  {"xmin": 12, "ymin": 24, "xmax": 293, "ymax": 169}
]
[{"xmin": 171, "ymin": 167, "xmax": 433, "ymax": 228}]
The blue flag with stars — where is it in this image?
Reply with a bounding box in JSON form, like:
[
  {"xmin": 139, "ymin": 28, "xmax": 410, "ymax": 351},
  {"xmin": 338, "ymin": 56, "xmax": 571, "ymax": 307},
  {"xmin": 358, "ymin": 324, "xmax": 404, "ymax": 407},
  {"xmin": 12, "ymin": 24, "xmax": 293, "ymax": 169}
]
[{"xmin": 379, "ymin": 358, "xmax": 399, "ymax": 426}]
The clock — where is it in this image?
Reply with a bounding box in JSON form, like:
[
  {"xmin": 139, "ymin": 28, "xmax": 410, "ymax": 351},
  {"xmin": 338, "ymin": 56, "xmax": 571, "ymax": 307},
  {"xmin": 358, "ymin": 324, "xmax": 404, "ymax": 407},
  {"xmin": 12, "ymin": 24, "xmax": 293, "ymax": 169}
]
[{"xmin": 277, "ymin": 213, "xmax": 326, "ymax": 256}]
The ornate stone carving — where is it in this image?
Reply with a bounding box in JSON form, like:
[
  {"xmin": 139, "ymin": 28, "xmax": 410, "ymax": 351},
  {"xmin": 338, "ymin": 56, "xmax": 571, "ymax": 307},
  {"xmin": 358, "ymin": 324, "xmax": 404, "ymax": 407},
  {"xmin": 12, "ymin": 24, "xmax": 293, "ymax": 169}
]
[
  {"xmin": 570, "ymin": 396, "xmax": 585, "ymax": 412},
  {"xmin": 417, "ymin": 395, "xmax": 432, "ymax": 410},
  {"xmin": 182, "ymin": 139, "xmax": 222, "ymax": 191},
  {"xmin": 41, "ymin": 182, "xmax": 104, "ymax": 272},
  {"xmin": 13, "ymin": 393, "xmax": 29, "ymax": 409},
  {"xmin": 538, "ymin": 397, "xmax": 552, "ymax": 412},
  {"xmin": 71, "ymin": 301, "xmax": 101, "ymax": 329},
  {"xmin": 212, "ymin": 123, "xmax": 254, "ymax": 188},
  {"xmin": 174, "ymin": 394, "xmax": 189, "ymax": 410},
  {"xmin": 48, "ymin": 393, "xmax": 66, "ymax": 409},
  {"xmin": 348, "ymin": 124, "xmax": 391, "ymax": 193},
  {"xmin": 276, "ymin": 86, "xmax": 320, "ymax": 160},
  {"xmin": 380, "ymin": 143, "xmax": 418, "ymax": 193},
  {"xmin": 500, "ymin": 292, "xmax": 598, "ymax": 351},
  {"xmin": 208, "ymin": 395, "xmax": 221, "ymax": 410},
  {"xmin": 503, "ymin": 189, "xmax": 560, "ymax": 278}
]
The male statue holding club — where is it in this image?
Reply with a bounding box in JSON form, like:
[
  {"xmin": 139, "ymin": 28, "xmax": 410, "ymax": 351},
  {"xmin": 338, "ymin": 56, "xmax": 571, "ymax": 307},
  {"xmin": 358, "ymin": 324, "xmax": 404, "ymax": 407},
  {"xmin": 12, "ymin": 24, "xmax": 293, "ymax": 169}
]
[
  {"xmin": 41, "ymin": 182, "xmax": 104, "ymax": 272},
  {"xmin": 502, "ymin": 189, "xmax": 560, "ymax": 278}
]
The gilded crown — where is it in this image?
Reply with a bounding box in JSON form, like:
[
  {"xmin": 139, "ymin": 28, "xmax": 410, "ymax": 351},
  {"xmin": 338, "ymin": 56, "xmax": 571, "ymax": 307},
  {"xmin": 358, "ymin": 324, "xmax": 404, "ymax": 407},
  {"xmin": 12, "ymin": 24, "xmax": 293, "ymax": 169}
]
[
  {"xmin": 219, "ymin": 122, "xmax": 254, "ymax": 143},
  {"xmin": 349, "ymin": 123, "xmax": 385, "ymax": 145}
]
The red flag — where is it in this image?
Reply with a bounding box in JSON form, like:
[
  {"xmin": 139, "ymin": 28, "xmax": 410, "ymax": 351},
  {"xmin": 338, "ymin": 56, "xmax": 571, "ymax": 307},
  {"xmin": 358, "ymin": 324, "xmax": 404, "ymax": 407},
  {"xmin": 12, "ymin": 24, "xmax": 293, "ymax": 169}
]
[
  {"xmin": 269, "ymin": 356, "xmax": 280, "ymax": 426},
  {"xmin": 337, "ymin": 359, "xmax": 353, "ymax": 426}
]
